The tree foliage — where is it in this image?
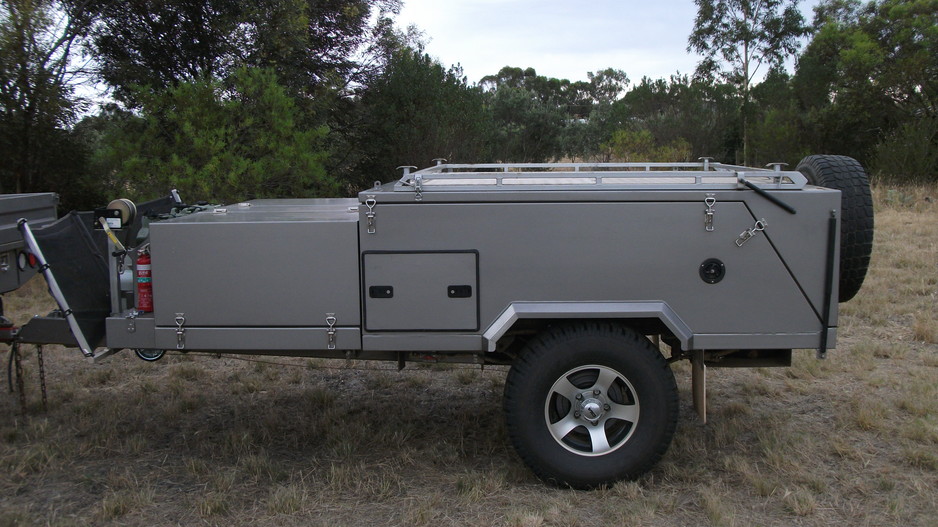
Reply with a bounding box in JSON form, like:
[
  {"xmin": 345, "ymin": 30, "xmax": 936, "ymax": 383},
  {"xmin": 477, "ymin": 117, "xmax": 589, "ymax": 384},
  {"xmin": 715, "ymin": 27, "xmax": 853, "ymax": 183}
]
[
  {"xmin": 81, "ymin": 0, "xmax": 402, "ymax": 105},
  {"xmin": 480, "ymin": 66, "xmax": 629, "ymax": 162},
  {"xmin": 805, "ymin": 0, "xmax": 937, "ymax": 118},
  {"xmin": 617, "ymin": 75, "xmax": 739, "ymax": 162},
  {"xmin": 794, "ymin": 0, "xmax": 938, "ymax": 179},
  {"xmin": 4, "ymin": 0, "xmax": 938, "ymax": 213},
  {"xmin": 0, "ymin": 0, "xmax": 91, "ymax": 200},
  {"xmin": 351, "ymin": 48, "xmax": 492, "ymax": 187},
  {"xmin": 97, "ymin": 68, "xmax": 335, "ymax": 203},
  {"xmin": 603, "ymin": 129, "xmax": 691, "ymax": 163},
  {"xmin": 688, "ymin": 0, "xmax": 807, "ymax": 86},
  {"xmin": 688, "ymin": 0, "xmax": 807, "ymax": 164}
]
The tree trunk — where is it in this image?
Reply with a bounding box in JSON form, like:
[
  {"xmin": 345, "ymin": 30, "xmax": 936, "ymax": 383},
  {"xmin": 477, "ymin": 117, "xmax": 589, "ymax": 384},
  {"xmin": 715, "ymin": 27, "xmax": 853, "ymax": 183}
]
[{"xmin": 742, "ymin": 37, "xmax": 750, "ymax": 167}]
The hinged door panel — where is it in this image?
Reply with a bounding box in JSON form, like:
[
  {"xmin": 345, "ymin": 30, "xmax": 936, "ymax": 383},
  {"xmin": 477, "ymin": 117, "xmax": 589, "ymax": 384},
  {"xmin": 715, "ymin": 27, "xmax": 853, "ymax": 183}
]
[{"xmin": 363, "ymin": 251, "xmax": 479, "ymax": 331}]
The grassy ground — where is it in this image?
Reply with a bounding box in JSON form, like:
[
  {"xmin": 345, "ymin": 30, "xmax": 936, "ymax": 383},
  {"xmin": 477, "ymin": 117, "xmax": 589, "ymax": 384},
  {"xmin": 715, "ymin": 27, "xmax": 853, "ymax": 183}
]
[{"xmin": 1, "ymin": 185, "xmax": 936, "ymax": 526}]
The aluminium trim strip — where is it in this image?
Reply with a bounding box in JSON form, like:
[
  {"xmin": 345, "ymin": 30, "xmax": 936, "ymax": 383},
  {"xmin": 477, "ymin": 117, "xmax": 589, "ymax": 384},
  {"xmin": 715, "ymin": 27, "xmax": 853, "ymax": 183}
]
[{"xmin": 482, "ymin": 301, "xmax": 694, "ymax": 352}]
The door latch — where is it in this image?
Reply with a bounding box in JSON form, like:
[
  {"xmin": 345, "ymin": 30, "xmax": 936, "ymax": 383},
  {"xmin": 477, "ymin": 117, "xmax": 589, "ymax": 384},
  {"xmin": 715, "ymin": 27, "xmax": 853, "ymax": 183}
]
[
  {"xmin": 735, "ymin": 219, "xmax": 767, "ymax": 247},
  {"xmin": 414, "ymin": 174, "xmax": 423, "ymax": 201},
  {"xmin": 364, "ymin": 197, "xmax": 377, "ymax": 234},
  {"xmin": 174, "ymin": 313, "xmax": 186, "ymax": 349},
  {"xmin": 325, "ymin": 313, "xmax": 337, "ymax": 350},
  {"xmin": 704, "ymin": 194, "xmax": 716, "ymax": 232}
]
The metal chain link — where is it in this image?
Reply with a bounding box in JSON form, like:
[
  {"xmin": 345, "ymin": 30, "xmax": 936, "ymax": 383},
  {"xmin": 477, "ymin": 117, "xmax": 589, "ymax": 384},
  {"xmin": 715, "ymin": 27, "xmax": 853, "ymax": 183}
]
[
  {"xmin": 37, "ymin": 345, "xmax": 47, "ymax": 410},
  {"xmin": 12, "ymin": 342, "xmax": 26, "ymax": 412}
]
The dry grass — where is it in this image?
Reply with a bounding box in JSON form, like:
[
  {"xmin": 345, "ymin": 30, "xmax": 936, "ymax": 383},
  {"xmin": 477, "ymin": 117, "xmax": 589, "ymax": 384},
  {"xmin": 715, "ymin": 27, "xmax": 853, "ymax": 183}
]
[{"xmin": 1, "ymin": 184, "xmax": 937, "ymax": 526}]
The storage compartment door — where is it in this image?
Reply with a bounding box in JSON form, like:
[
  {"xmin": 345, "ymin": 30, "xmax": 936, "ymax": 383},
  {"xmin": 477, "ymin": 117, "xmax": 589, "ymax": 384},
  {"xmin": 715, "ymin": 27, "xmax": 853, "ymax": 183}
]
[{"xmin": 363, "ymin": 251, "xmax": 478, "ymax": 331}]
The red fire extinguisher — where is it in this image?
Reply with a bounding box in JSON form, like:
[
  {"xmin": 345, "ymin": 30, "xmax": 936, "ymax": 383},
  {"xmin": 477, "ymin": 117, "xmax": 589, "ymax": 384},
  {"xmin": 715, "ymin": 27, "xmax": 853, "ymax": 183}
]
[{"xmin": 137, "ymin": 250, "xmax": 153, "ymax": 313}]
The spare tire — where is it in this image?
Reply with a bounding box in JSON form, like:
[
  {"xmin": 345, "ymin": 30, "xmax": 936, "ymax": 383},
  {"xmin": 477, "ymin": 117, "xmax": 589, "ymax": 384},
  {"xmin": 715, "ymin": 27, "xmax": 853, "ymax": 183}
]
[{"xmin": 796, "ymin": 155, "xmax": 874, "ymax": 302}]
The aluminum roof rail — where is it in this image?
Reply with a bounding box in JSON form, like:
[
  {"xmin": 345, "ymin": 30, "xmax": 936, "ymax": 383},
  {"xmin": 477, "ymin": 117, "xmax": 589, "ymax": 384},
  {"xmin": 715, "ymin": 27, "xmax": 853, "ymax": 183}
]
[{"xmin": 395, "ymin": 161, "xmax": 808, "ymax": 192}]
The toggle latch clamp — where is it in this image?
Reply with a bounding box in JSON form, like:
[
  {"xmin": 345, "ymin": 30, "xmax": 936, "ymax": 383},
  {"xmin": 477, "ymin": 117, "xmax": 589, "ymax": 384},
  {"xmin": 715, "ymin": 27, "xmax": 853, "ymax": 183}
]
[
  {"xmin": 704, "ymin": 194, "xmax": 716, "ymax": 232},
  {"xmin": 326, "ymin": 313, "xmax": 337, "ymax": 350},
  {"xmin": 364, "ymin": 197, "xmax": 377, "ymax": 234},
  {"xmin": 414, "ymin": 174, "xmax": 423, "ymax": 201},
  {"xmin": 735, "ymin": 219, "xmax": 767, "ymax": 247},
  {"xmin": 175, "ymin": 313, "xmax": 186, "ymax": 349}
]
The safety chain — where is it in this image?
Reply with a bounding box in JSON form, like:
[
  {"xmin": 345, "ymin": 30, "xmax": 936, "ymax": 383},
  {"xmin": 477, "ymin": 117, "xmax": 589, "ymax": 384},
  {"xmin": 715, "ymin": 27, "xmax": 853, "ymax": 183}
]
[
  {"xmin": 12, "ymin": 342, "xmax": 26, "ymax": 412},
  {"xmin": 6, "ymin": 343, "xmax": 50, "ymax": 412},
  {"xmin": 37, "ymin": 345, "xmax": 47, "ymax": 410}
]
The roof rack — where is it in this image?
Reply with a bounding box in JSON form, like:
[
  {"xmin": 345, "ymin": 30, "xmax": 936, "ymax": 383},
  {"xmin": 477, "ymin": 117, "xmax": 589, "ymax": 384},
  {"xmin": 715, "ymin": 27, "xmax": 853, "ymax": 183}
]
[{"xmin": 394, "ymin": 161, "xmax": 807, "ymax": 193}]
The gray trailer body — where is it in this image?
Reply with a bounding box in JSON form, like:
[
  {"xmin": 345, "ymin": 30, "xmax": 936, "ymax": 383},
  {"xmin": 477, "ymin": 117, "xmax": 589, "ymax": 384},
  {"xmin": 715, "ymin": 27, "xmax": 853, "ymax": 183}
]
[
  {"xmin": 0, "ymin": 193, "xmax": 58, "ymax": 295},
  {"xmin": 4, "ymin": 158, "xmax": 872, "ymax": 488},
  {"xmin": 104, "ymin": 163, "xmax": 841, "ymax": 357}
]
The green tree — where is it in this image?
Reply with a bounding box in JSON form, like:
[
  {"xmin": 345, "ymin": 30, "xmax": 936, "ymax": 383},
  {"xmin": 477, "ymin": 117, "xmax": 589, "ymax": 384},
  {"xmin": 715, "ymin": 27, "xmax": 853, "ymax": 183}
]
[
  {"xmin": 487, "ymin": 82, "xmax": 566, "ymax": 162},
  {"xmin": 795, "ymin": 0, "xmax": 937, "ymax": 179},
  {"xmin": 602, "ymin": 129, "xmax": 692, "ymax": 162},
  {"xmin": 351, "ymin": 48, "xmax": 492, "ymax": 187},
  {"xmin": 562, "ymin": 68, "xmax": 630, "ymax": 161},
  {"xmin": 688, "ymin": 0, "xmax": 807, "ymax": 164},
  {"xmin": 82, "ymin": 0, "xmax": 401, "ymax": 106},
  {"xmin": 81, "ymin": 0, "xmax": 243, "ymax": 103},
  {"xmin": 98, "ymin": 68, "xmax": 335, "ymax": 203},
  {"xmin": 0, "ymin": 0, "xmax": 92, "ymax": 197},
  {"xmin": 617, "ymin": 75, "xmax": 739, "ymax": 162},
  {"xmin": 78, "ymin": 0, "xmax": 407, "ymax": 197},
  {"xmin": 873, "ymin": 116, "xmax": 938, "ymax": 183},
  {"xmin": 837, "ymin": 0, "xmax": 937, "ymax": 118},
  {"xmin": 481, "ymin": 66, "xmax": 625, "ymax": 162},
  {"xmin": 747, "ymin": 68, "xmax": 808, "ymax": 166}
]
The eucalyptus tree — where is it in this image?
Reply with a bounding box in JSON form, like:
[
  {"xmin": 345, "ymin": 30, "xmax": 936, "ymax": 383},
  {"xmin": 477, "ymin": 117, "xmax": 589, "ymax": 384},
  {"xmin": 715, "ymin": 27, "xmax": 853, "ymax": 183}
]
[
  {"xmin": 688, "ymin": 0, "xmax": 807, "ymax": 164},
  {"xmin": 0, "ymin": 0, "xmax": 93, "ymax": 198},
  {"xmin": 81, "ymin": 0, "xmax": 402, "ymax": 107}
]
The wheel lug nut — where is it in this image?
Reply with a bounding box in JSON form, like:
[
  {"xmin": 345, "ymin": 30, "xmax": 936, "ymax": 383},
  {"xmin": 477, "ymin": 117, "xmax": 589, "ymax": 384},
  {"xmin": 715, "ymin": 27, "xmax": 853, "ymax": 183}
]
[
  {"xmin": 574, "ymin": 411, "xmax": 581, "ymax": 418},
  {"xmin": 593, "ymin": 389, "xmax": 601, "ymax": 396},
  {"xmin": 604, "ymin": 404, "xmax": 611, "ymax": 411},
  {"xmin": 575, "ymin": 393, "xmax": 583, "ymax": 400}
]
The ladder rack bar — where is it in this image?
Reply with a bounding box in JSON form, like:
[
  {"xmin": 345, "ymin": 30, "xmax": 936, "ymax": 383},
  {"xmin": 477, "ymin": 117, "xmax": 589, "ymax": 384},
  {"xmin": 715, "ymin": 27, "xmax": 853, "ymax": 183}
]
[{"xmin": 394, "ymin": 162, "xmax": 808, "ymax": 192}]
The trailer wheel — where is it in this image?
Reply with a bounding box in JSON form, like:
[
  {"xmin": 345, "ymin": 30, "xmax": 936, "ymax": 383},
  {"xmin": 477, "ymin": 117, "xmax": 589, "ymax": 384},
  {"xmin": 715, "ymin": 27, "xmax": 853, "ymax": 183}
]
[
  {"xmin": 797, "ymin": 155, "xmax": 874, "ymax": 302},
  {"xmin": 134, "ymin": 348, "xmax": 165, "ymax": 361},
  {"xmin": 503, "ymin": 322, "xmax": 678, "ymax": 488}
]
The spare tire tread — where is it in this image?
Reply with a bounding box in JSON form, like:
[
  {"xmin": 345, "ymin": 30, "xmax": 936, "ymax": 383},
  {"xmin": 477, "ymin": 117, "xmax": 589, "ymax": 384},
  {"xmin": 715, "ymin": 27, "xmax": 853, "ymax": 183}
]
[{"xmin": 796, "ymin": 155, "xmax": 874, "ymax": 302}]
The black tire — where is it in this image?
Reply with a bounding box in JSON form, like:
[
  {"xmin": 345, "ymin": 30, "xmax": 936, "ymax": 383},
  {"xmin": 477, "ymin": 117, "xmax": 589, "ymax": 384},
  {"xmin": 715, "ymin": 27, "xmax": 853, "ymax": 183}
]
[
  {"xmin": 797, "ymin": 155, "xmax": 874, "ymax": 302},
  {"xmin": 503, "ymin": 322, "xmax": 678, "ymax": 489},
  {"xmin": 134, "ymin": 348, "xmax": 165, "ymax": 361}
]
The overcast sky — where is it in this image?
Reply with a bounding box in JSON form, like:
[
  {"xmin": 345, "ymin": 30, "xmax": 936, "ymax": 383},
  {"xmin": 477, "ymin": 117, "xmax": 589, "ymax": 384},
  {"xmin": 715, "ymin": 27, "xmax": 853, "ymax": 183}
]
[{"xmin": 395, "ymin": 0, "xmax": 823, "ymax": 85}]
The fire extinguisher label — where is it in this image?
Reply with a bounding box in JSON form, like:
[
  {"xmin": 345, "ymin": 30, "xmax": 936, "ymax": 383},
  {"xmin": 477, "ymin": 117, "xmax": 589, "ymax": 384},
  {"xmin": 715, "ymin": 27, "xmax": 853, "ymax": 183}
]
[{"xmin": 137, "ymin": 253, "xmax": 154, "ymax": 313}]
